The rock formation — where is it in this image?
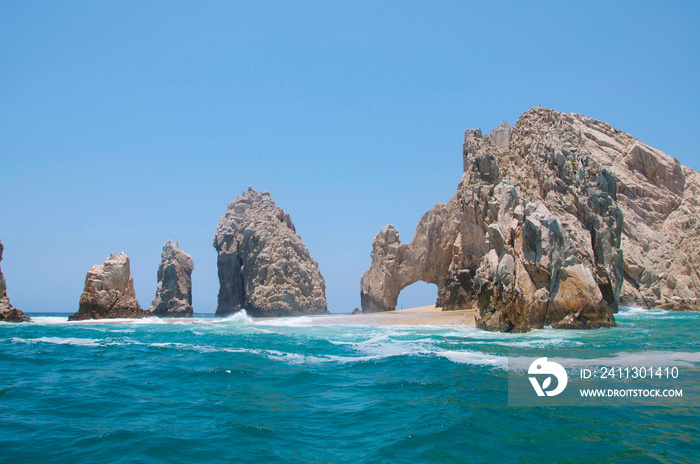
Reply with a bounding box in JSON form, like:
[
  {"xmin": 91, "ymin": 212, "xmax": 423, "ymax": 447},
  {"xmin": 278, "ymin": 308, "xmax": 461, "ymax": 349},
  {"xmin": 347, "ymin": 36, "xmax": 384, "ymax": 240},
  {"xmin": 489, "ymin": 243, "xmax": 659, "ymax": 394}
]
[
  {"xmin": 507, "ymin": 108, "xmax": 700, "ymax": 313},
  {"xmin": 214, "ymin": 188, "xmax": 329, "ymax": 317},
  {"xmin": 149, "ymin": 241, "xmax": 194, "ymax": 317},
  {"xmin": 69, "ymin": 252, "xmax": 149, "ymax": 320},
  {"xmin": 361, "ymin": 107, "xmax": 700, "ymax": 331},
  {"xmin": 0, "ymin": 241, "xmax": 31, "ymax": 322}
]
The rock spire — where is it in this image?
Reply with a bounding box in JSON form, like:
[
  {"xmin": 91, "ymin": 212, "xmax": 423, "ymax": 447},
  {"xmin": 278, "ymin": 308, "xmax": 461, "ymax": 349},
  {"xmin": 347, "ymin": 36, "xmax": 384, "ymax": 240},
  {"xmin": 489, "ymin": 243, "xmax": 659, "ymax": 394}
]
[
  {"xmin": 214, "ymin": 188, "xmax": 329, "ymax": 317},
  {"xmin": 150, "ymin": 241, "xmax": 194, "ymax": 317},
  {"xmin": 69, "ymin": 252, "xmax": 149, "ymax": 320}
]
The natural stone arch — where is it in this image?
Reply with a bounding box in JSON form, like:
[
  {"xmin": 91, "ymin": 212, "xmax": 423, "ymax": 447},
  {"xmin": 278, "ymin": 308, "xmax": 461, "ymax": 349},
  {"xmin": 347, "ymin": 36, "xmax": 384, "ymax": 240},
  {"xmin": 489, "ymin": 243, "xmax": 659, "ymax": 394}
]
[{"xmin": 359, "ymin": 207, "xmax": 485, "ymax": 314}]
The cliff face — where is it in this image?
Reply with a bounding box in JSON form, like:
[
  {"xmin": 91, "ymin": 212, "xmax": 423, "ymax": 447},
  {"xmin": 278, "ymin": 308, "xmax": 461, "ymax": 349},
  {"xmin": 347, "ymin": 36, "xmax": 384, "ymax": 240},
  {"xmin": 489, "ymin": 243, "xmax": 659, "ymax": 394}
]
[
  {"xmin": 361, "ymin": 107, "xmax": 699, "ymax": 332},
  {"xmin": 149, "ymin": 241, "xmax": 194, "ymax": 317},
  {"xmin": 69, "ymin": 252, "xmax": 149, "ymax": 321},
  {"xmin": 213, "ymin": 188, "xmax": 329, "ymax": 317},
  {"xmin": 0, "ymin": 241, "xmax": 31, "ymax": 322},
  {"xmin": 508, "ymin": 108, "xmax": 699, "ymax": 311}
]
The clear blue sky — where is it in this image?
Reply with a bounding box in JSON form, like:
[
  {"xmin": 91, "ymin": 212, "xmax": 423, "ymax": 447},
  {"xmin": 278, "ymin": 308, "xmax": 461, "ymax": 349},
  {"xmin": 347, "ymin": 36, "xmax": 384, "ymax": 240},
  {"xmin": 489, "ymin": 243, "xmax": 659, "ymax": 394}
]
[{"xmin": 1, "ymin": 1, "xmax": 699, "ymax": 313}]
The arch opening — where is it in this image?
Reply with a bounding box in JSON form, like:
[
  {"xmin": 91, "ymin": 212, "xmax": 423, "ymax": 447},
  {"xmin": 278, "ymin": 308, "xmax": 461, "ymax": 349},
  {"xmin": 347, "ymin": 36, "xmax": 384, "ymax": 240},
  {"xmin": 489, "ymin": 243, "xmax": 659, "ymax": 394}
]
[{"xmin": 396, "ymin": 280, "xmax": 438, "ymax": 311}]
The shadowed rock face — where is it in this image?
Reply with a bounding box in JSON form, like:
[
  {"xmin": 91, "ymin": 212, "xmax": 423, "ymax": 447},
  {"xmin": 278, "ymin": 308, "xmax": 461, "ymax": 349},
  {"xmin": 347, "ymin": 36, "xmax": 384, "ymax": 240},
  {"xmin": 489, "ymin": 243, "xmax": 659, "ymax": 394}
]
[
  {"xmin": 69, "ymin": 252, "xmax": 148, "ymax": 321},
  {"xmin": 361, "ymin": 107, "xmax": 700, "ymax": 331},
  {"xmin": 0, "ymin": 241, "xmax": 31, "ymax": 322},
  {"xmin": 213, "ymin": 188, "xmax": 329, "ymax": 317},
  {"xmin": 149, "ymin": 241, "xmax": 194, "ymax": 317}
]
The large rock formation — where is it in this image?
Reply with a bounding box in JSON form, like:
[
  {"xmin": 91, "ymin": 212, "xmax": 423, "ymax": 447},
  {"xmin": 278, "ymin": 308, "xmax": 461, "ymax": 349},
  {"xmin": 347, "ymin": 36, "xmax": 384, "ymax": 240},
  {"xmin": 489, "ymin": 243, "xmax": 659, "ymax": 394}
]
[
  {"xmin": 0, "ymin": 241, "xmax": 31, "ymax": 322},
  {"xmin": 508, "ymin": 108, "xmax": 699, "ymax": 312},
  {"xmin": 69, "ymin": 252, "xmax": 149, "ymax": 321},
  {"xmin": 149, "ymin": 241, "xmax": 194, "ymax": 317},
  {"xmin": 213, "ymin": 188, "xmax": 329, "ymax": 317},
  {"xmin": 361, "ymin": 107, "xmax": 700, "ymax": 331}
]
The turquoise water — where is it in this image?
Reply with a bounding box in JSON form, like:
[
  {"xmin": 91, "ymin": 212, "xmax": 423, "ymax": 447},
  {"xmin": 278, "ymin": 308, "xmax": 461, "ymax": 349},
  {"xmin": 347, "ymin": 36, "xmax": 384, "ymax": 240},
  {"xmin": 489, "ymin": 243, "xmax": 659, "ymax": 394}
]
[{"xmin": 1, "ymin": 308, "xmax": 699, "ymax": 463}]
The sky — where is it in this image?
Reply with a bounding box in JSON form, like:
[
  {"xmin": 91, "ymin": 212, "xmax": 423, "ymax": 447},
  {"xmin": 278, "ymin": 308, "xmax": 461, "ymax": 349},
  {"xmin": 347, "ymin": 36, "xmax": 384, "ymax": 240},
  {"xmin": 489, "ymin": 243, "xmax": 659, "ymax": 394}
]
[{"xmin": 1, "ymin": 1, "xmax": 699, "ymax": 314}]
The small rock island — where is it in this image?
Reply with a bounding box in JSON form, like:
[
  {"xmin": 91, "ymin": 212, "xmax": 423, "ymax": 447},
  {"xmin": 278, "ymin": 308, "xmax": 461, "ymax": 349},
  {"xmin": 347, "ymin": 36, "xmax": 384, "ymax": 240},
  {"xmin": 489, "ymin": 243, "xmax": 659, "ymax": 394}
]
[
  {"xmin": 0, "ymin": 241, "xmax": 31, "ymax": 322},
  {"xmin": 150, "ymin": 240, "xmax": 194, "ymax": 317},
  {"xmin": 69, "ymin": 252, "xmax": 149, "ymax": 321},
  {"xmin": 214, "ymin": 188, "xmax": 329, "ymax": 317}
]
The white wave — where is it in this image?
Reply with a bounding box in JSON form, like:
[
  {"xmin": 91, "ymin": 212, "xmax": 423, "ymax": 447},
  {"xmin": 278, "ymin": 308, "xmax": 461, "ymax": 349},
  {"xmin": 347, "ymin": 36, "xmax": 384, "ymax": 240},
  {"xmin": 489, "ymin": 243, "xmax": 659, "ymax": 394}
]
[
  {"xmin": 12, "ymin": 336, "xmax": 103, "ymax": 347},
  {"xmin": 221, "ymin": 347, "xmax": 253, "ymax": 354},
  {"xmin": 346, "ymin": 335, "xmax": 437, "ymax": 359},
  {"xmin": 152, "ymin": 341, "xmax": 244, "ymax": 354},
  {"xmin": 467, "ymin": 338, "xmax": 584, "ymax": 348},
  {"xmin": 255, "ymin": 316, "xmax": 315, "ymax": 327},
  {"xmin": 617, "ymin": 306, "xmax": 669, "ymax": 316},
  {"xmin": 147, "ymin": 342, "xmax": 270, "ymax": 356},
  {"xmin": 260, "ymin": 348, "xmax": 423, "ymax": 365},
  {"xmin": 69, "ymin": 318, "xmax": 140, "ymax": 324},
  {"xmin": 217, "ymin": 338, "xmax": 444, "ymax": 365},
  {"xmin": 265, "ymin": 350, "xmax": 327, "ymax": 364},
  {"xmin": 217, "ymin": 310, "xmax": 254, "ymax": 324},
  {"xmin": 438, "ymin": 350, "xmax": 508, "ymax": 368},
  {"xmin": 149, "ymin": 342, "xmax": 195, "ymax": 349},
  {"xmin": 327, "ymin": 339, "xmax": 355, "ymax": 346},
  {"xmin": 325, "ymin": 354, "xmax": 386, "ymax": 363},
  {"xmin": 131, "ymin": 317, "xmax": 167, "ymax": 325},
  {"xmin": 28, "ymin": 316, "xmax": 69, "ymax": 324},
  {"xmin": 220, "ymin": 341, "xmax": 508, "ymax": 368}
]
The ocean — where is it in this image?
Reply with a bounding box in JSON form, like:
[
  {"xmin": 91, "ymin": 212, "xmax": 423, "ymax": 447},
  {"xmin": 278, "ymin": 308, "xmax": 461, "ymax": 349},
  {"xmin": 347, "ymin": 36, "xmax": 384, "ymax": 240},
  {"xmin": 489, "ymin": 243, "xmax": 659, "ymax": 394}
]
[{"xmin": 1, "ymin": 308, "xmax": 699, "ymax": 463}]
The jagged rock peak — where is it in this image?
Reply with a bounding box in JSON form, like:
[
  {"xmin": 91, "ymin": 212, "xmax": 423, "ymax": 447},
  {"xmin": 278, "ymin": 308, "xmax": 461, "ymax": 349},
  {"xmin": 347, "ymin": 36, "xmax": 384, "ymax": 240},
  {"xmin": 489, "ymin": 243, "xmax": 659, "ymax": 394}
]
[
  {"xmin": 362, "ymin": 106, "xmax": 700, "ymax": 331},
  {"xmin": 213, "ymin": 187, "xmax": 329, "ymax": 317},
  {"xmin": 68, "ymin": 252, "xmax": 149, "ymax": 321},
  {"xmin": 149, "ymin": 241, "xmax": 194, "ymax": 317},
  {"xmin": 0, "ymin": 240, "xmax": 31, "ymax": 322},
  {"xmin": 505, "ymin": 106, "xmax": 699, "ymax": 311}
]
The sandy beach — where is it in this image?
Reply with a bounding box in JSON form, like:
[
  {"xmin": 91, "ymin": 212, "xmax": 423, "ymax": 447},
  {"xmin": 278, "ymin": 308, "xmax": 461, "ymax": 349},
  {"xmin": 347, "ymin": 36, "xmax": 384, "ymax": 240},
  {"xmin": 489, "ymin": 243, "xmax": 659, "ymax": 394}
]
[
  {"xmin": 42, "ymin": 305, "xmax": 477, "ymax": 326},
  {"xmin": 309, "ymin": 305, "xmax": 476, "ymax": 326}
]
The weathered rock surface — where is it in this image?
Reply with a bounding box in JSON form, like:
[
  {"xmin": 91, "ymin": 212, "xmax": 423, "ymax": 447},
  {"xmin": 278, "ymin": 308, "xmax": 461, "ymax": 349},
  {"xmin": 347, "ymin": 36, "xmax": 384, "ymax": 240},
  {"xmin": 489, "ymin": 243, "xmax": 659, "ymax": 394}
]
[
  {"xmin": 214, "ymin": 188, "xmax": 329, "ymax": 317},
  {"xmin": 69, "ymin": 252, "xmax": 149, "ymax": 321},
  {"xmin": 474, "ymin": 184, "xmax": 617, "ymax": 332},
  {"xmin": 149, "ymin": 241, "xmax": 194, "ymax": 317},
  {"xmin": 0, "ymin": 241, "xmax": 31, "ymax": 322},
  {"xmin": 505, "ymin": 108, "xmax": 700, "ymax": 312},
  {"xmin": 361, "ymin": 107, "xmax": 700, "ymax": 331}
]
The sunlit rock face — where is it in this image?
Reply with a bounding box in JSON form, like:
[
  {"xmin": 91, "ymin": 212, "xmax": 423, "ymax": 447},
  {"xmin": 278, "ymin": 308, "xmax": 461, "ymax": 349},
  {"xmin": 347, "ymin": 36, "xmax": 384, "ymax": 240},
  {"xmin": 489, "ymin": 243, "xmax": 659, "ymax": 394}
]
[
  {"xmin": 214, "ymin": 188, "xmax": 329, "ymax": 317},
  {"xmin": 361, "ymin": 107, "xmax": 700, "ymax": 331},
  {"xmin": 69, "ymin": 252, "xmax": 148, "ymax": 321}
]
